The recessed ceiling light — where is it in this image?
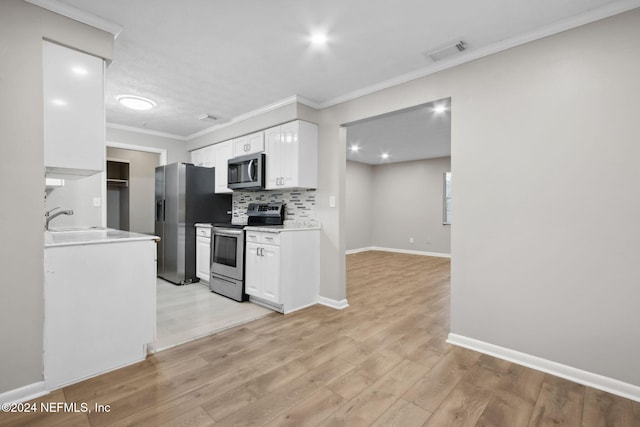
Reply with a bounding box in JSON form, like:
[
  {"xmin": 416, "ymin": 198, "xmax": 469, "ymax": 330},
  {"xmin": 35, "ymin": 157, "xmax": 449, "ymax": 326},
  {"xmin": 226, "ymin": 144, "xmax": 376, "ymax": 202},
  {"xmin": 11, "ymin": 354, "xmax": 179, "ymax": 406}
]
[
  {"xmin": 51, "ymin": 99, "xmax": 67, "ymax": 107},
  {"xmin": 433, "ymin": 104, "xmax": 448, "ymax": 114},
  {"xmin": 310, "ymin": 32, "xmax": 328, "ymax": 46},
  {"xmin": 381, "ymin": 153, "xmax": 389, "ymax": 160},
  {"xmin": 349, "ymin": 144, "xmax": 360, "ymax": 152},
  {"xmin": 116, "ymin": 95, "xmax": 156, "ymax": 111},
  {"xmin": 71, "ymin": 66, "xmax": 88, "ymax": 76}
]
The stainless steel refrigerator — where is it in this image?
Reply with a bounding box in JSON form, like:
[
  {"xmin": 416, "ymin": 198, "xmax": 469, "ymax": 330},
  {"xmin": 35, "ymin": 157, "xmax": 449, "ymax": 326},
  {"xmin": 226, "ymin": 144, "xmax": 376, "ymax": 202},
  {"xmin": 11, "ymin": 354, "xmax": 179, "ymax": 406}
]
[{"xmin": 155, "ymin": 162, "xmax": 231, "ymax": 285}]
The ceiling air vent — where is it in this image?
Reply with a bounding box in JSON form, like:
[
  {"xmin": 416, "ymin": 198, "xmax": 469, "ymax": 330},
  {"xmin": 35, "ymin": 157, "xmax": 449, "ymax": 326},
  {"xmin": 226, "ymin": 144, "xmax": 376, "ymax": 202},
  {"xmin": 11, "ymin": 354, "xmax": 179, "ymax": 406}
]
[
  {"xmin": 425, "ymin": 41, "xmax": 466, "ymax": 62},
  {"xmin": 197, "ymin": 113, "xmax": 219, "ymax": 121}
]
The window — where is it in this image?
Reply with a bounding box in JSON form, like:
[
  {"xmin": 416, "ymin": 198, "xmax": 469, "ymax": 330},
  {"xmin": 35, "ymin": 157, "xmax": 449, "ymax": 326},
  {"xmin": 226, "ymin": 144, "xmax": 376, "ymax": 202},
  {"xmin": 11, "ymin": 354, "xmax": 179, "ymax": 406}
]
[{"xmin": 443, "ymin": 171, "xmax": 451, "ymax": 224}]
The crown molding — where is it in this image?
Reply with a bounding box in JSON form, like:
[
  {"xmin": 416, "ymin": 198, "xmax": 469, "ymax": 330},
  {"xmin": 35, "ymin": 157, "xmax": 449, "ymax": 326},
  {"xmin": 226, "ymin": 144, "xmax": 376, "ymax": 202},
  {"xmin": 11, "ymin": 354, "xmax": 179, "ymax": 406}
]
[
  {"xmin": 316, "ymin": 0, "xmax": 640, "ymax": 109},
  {"xmin": 185, "ymin": 95, "xmax": 319, "ymax": 141},
  {"xmin": 106, "ymin": 123, "xmax": 187, "ymax": 141},
  {"xmin": 25, "ymin": 0, "xmax": 123, "ymax": 37},
  {"xmin": 101, "ymin": 0, "xmax": 640, "ymax": 141}
]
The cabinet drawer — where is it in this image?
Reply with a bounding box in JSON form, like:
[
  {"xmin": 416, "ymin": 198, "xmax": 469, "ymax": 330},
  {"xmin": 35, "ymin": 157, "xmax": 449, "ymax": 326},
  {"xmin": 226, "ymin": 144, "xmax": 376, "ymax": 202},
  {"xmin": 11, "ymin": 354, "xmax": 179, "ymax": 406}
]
[
  {"xmin": 245, "ymin": 231, "xmax": 261, "ymax": 243},
  {"xmin": 260, "ymin": 232, "xmax": 280, "ymax": 246},
  {"xmin": 245, "ymin": 231, "xmax": 280, "ymax": 245},
  {"xmin": 196, "ymin": 227, "xmax": 211, "ymax": 238}
]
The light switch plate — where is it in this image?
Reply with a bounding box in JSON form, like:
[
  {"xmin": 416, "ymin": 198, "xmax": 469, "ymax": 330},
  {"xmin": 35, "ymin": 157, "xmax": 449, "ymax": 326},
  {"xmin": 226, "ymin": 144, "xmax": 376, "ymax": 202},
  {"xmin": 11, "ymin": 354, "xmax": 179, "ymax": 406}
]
[
  {"xmin": 93, "ymin": 197, "xmax": 101, "ymax": 207},
  {"xmin": 329, "ymin": 196, "xmax": 336, "ymax": 208}
]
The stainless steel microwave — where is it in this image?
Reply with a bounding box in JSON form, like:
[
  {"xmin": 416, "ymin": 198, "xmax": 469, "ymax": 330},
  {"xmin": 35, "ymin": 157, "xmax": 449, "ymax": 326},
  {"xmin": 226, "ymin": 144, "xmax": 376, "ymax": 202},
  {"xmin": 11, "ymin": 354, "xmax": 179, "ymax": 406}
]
[{"xmin": 227, "ymin": 152, "xmax": 265, "ymax": 190}]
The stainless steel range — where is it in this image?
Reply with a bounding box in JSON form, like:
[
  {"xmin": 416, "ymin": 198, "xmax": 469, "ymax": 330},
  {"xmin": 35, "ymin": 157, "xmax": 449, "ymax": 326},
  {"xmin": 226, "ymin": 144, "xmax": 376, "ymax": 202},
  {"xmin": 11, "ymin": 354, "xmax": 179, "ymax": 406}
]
[{"xmin": 210, "ymin": 202, "xmax": 285, "ymax": 301}]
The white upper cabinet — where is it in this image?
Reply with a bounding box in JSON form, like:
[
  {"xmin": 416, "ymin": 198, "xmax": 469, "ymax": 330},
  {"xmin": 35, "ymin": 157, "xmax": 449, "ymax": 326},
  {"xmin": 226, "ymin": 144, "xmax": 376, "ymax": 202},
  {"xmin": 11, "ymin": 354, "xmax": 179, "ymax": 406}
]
[
  {"xmin": 265, "ymin": 120, "xmax": 318, "ymax": 190},
  {"xmin": 190, "ymin": 145, "xmax": 215, "ymax": 168},
  {"xmin": 44, "ymin": 41, "xmax": 105, "ymax": 178},
  {"xmin": 213, "ymin": 140, "xmax": 233, "ymax": 193},
  {"xmin": 233, "ymin": 131, "xmax": 264, "ymax": 156},
  {"xmin": 191, "ymin": 141, "xmax": 233, "ymax": 193}
]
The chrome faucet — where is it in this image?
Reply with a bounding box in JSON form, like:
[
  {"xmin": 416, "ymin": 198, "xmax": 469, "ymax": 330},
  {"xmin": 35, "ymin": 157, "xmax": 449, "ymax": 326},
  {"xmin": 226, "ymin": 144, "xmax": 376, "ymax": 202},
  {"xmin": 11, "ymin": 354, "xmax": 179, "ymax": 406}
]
[{"xmin": 45, "ymin": 207, "xmax": 74, "ymax": 230}]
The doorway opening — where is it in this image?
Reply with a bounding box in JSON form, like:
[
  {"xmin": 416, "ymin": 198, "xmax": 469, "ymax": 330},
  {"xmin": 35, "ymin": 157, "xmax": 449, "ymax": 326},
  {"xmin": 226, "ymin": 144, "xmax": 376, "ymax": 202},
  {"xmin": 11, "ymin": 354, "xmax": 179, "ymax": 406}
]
[{"xmin": 343, "ymin": 97, "xmax": 452, "ymax": 301}]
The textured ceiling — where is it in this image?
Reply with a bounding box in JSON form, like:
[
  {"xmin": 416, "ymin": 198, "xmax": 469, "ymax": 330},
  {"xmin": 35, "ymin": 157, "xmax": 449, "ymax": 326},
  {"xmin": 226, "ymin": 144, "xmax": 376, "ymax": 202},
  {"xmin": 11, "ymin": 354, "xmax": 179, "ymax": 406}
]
[{"xmin": 46, "ymin": 0, "xmax": 639, "ymax": 165}]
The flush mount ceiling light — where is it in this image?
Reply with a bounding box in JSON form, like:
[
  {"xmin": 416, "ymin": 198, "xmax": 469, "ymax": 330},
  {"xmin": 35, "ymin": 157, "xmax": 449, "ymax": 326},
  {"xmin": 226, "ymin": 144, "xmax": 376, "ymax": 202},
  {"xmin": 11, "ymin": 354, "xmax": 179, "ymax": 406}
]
[
  {"xmin": 381, "ymin": 152, "xmax": 390, "ymax": 160},
  {"xmin": 349, "ymin": 144, "xmax": 360, "ymax": 152},
  {"xmin": 116, "ymin": 95, "xmax": 156, "ymax": 111},
  {"xmin": 310, "ymin": 32, "xmax": 329, "ymax": 46}
]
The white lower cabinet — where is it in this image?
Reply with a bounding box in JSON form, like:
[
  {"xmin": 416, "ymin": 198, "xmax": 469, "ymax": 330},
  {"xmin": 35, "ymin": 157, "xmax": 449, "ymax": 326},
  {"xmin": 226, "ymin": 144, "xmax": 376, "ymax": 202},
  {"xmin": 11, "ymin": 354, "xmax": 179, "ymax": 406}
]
[
  {"xmin": 44, "ymin": 239, "xmax": 156, "ymax": 390},
  {"xmin": 246, "ymin": 241, "xmax": 280, "ymax": 304},
  {"xmin": 245, "ymin": 229, "xmax": 319, "ymax": 313},
  {"xmin": 195, "ymin": 226, "xmax": 211, "ymax": 283}
]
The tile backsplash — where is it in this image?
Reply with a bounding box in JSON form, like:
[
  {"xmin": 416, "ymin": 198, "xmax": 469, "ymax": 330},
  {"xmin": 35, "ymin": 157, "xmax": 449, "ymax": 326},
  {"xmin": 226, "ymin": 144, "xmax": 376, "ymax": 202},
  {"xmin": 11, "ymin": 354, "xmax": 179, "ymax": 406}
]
[{"xmin": 232, "ymin": 190, "xmax": 316, "ymax": 224}]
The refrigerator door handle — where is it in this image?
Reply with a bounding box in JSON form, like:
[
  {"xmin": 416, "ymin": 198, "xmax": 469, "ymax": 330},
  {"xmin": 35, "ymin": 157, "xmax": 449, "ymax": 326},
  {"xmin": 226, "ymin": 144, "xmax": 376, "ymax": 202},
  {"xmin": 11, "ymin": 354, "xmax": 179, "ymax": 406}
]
[{"xmin": 163, "ymin": 200, "xmax": 166, "ymax": 221}]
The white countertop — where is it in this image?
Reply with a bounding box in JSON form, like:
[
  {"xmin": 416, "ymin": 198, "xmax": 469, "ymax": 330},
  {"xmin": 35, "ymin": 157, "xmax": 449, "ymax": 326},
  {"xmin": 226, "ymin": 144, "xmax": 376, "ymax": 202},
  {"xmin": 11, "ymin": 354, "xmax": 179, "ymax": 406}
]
[
  {"xmin": 195, "ymin": 223, "xmax": 213, "ymax": 228},
  {"xmin": 45, "ymin": 228, "xmax": 159, "ymax": 248}
]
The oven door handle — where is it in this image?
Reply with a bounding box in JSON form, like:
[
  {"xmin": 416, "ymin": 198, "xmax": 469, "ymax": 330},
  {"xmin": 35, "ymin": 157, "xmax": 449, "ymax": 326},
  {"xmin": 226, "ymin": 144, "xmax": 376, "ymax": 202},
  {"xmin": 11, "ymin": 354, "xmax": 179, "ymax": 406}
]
[{"xmin": 213, "ymin": 228, "xmax": 244, "ymax": 237}]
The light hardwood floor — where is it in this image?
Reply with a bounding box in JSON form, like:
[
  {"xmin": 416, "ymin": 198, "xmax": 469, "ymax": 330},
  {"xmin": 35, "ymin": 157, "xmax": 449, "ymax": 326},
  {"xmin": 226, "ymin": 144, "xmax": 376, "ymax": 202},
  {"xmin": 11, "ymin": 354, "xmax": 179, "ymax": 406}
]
[{"xmin": 2, "ymin": 251, "xmax": 639, "ymax": 426}]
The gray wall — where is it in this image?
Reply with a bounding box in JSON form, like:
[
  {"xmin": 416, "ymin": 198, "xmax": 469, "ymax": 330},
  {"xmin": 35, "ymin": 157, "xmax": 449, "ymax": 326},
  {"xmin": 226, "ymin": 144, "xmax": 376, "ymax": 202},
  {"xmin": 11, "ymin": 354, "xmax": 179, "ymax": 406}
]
[
  {"xmin": 374, "ymin": 158, "xmax": 450, "ymax": 254},
  {"xmin": 345, "ymin": 158, "xmax": 451, "ymax": 254},
  {"xmin": 107, "ymin": 148, "xmax": 161, "ymax": 234},
  {"xmin": 345, "ymin": 161, "xmax": 374, "ymax": 250},
  {"xmin": 0, "ymin": 0, "xmax": 113, "ymax": 394},
  {"xmin": 321, "ymin": 9, "xmax": 640, "ymax": 386}
]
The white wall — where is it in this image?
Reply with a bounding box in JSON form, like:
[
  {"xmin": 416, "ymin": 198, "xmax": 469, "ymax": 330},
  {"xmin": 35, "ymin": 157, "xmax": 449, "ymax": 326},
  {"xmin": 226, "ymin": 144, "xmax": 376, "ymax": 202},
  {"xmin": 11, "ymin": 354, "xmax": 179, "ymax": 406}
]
[
  {"xmin": 0, "ymin": 0, "xmax": 113, "ymax": 394},
  {"xmin": 45, "ymin": 174, "xmax": 103, "ymax": 228},
  {"xmin": 345, "ymin": 161, "xmax": 374, "ymax": 250},
  {"xmin": 320, "ymin": 9, "xmax": 640, "ymax": 389}
]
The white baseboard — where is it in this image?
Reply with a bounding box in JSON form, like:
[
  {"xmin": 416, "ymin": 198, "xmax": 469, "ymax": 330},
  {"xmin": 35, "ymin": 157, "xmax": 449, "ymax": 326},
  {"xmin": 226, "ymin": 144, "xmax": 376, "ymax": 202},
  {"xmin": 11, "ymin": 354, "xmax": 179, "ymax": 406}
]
[
  {"xmin": 318, "ymin": 296, "xmax": 349, "ymax": 310},
  {"xmin": 346, "ymin": 246, "xmax": 451, "ymax": 258},
  {"xmin": 447, "ymin": 333, "xmax": 640, "ymax": 403},
  {"xmin": 345, "ymin": 247, "xmax": 375, "ymax": 255},
  {"xmin": 0, "ymin": 381, "xmax": 48, "ymax": 404}
]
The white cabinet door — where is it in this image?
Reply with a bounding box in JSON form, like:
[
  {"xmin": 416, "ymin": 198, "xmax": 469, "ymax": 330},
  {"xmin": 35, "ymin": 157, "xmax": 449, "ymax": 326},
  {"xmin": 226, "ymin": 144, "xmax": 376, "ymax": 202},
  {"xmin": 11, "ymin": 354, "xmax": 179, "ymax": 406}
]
[
  {"xmin": 264, "ymin": 121, "xmax": 317, "ymax": 190},
  {"xmin": 245, "ymin": 239, "xmax": 280, "ymax": 304},
  {"xmin": 196, "ymin": 235, "xmax": 211, "ymax": 282},
  {"xmin": 233, "ymin": 131, "xmax": 264, "ymax": 156},
  {"xmin": 191, "ymin": 146, "xmax": 216, "ymax": 168},
  {"xmin": 264, "ymin": 126, "xmax": 282, "ymax": 189},
  {"xmin": 44, "ymin": 41, "xmax": 105, "ymax": 177},
  {"xmin": 244, "ymin": 242, "xmax": 261, "ymax": 297},
  {"xmin": 213, "ymin": 140, "xmax": 233, "ymax": 193},
  {"xmin": 279, "ymin": 121, "xmax": 300, "ymax": 189},
  {"xmin": 261, "ymin": 244, "xmax": 280, "ymax": 304},
  {"xmin": 191, "ymin": 148, "xmax": 205, "ymax": 166}
]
